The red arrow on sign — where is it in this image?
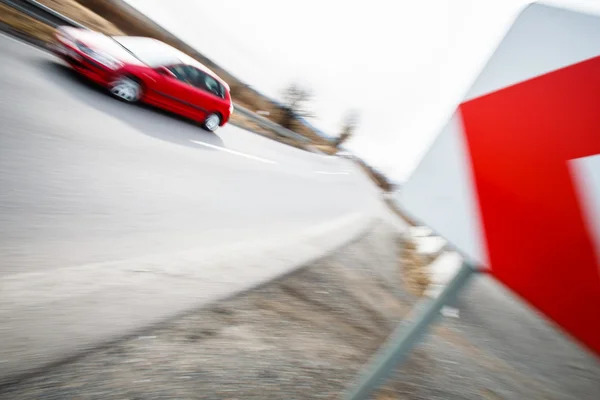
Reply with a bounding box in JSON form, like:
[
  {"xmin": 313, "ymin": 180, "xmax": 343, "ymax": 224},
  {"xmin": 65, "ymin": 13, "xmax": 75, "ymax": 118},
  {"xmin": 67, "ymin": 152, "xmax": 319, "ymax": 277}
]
[{"xmin": 460, "ymin": 55, "xmax": 600, "ymax": 355}]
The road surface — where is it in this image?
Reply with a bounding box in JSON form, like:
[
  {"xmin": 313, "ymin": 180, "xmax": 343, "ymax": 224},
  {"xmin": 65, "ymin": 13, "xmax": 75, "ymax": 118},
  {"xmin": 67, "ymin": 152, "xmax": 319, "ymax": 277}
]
[
  {"xmin": 0, "ymin": 33, "xmax": 381, "ymax": 277},
  {"xmin": 0, "ymin": 32, "xmax": 400, "ymax": 384}
]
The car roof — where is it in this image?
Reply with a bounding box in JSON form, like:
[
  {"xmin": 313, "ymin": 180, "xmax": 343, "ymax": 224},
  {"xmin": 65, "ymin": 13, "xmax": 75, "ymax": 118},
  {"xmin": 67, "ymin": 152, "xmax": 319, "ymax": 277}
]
[
  {"xmin": 111, "ymin": 36, "xmax": 229, "ymax": 90},
  {"xmin": 175, "ymin": 51, "xmax": 229, "ymax": 89}
]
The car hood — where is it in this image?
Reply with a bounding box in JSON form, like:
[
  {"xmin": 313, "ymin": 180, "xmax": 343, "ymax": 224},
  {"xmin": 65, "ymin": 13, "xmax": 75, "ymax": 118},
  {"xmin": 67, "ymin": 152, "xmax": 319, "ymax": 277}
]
[{"xmin": 60, "ymin": 27, "xmax": 145, "ymax": 66}]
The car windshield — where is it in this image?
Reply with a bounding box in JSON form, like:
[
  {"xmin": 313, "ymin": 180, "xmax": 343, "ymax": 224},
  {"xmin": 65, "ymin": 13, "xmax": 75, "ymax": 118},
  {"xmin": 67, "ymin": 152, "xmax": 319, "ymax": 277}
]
[{"xmin": 111, "ymin": 36, "xmax": 180, "ymax": 67}]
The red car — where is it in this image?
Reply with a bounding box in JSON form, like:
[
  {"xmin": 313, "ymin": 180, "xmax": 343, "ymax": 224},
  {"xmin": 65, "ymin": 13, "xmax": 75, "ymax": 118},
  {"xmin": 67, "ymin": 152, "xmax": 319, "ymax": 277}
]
[{"xmin": 52, "ymin": 26, "xmax": 233, "ymax": 132}]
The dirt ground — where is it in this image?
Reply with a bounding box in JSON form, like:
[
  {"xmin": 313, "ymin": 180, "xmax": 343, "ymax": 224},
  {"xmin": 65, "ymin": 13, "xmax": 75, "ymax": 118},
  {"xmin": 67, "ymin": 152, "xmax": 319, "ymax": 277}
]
[
  {"xmin": 1, "ymin": 222, "xmax": 598, "ymax": 399},
  {"xmin": 0, "ymin": 223, "xmax": 406, "ymax": 399}
]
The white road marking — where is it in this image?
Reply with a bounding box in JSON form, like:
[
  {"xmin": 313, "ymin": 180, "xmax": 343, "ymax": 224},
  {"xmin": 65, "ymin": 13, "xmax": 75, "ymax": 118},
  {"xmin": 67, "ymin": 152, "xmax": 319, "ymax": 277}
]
[
  {"xmin": 190, "ymin": 140, "xmax": 278, "ymax": 164},
  {"xmin": 314, "ymin": 170, "xmax": 350, "ymax": 175},
  {"xmin": 189, "ymin": 140, "xmax": 353, "ymax": 174}
]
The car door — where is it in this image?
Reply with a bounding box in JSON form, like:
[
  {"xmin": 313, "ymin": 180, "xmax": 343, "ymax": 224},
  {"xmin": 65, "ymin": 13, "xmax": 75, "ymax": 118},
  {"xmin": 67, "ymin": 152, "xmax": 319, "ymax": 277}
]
[
  {"xmin": 185, "ymin": 67, "xmax": 226, "ymax": 120},
  {"xmin": 151, "ymin": 64, "xmax": 197, "ymax": 117}
]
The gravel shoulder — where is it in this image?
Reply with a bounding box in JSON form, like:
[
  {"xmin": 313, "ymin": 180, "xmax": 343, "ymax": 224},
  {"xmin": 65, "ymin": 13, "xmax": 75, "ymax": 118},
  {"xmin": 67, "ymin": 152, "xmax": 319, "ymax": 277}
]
[{"xmin": 2, "ymin": 222, "xmax": 598, "ymax": 399}]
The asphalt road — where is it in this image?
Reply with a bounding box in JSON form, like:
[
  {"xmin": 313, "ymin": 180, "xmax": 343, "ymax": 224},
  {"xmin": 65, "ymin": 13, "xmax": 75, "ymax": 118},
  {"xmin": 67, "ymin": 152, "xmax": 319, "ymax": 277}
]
[{"xmin": 0, "ymin": 33, "xmax": 381, "ymax": 278}]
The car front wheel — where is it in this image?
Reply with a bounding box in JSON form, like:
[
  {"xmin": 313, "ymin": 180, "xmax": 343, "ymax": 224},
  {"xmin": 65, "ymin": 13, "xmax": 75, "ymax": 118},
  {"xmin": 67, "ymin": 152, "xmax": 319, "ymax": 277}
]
[
  {"xmin": 109, "ymin": 77, "xmax": 142, "ymax": 103},
  {"xmin": 202, "ymin": 113, "xmax": 221, "ymax": 132}
]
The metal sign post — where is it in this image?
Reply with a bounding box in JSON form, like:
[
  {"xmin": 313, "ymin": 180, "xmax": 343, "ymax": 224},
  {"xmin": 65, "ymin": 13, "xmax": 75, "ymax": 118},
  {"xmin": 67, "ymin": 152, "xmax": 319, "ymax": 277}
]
[{"xmin": 345, "ymin": 261, "xmax": 478, "ymax": 400}]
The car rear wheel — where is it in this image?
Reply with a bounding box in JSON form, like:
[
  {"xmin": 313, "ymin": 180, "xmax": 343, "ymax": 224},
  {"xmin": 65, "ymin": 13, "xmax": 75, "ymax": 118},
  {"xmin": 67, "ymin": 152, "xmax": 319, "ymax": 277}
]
[
  {"xmin": 202, "ymin": 113, "xmax": 221, "ymax": 132},
  {"xmin": 109, "ymin": 77, "xmax": 142, "ymax": 102}
]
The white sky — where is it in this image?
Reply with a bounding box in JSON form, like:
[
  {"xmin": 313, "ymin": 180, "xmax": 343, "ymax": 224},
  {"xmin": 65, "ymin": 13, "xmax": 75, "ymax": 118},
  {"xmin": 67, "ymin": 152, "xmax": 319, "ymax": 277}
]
[{"xmin": 125, "ymin": 0, "xmax": 600, "ymax": 182}]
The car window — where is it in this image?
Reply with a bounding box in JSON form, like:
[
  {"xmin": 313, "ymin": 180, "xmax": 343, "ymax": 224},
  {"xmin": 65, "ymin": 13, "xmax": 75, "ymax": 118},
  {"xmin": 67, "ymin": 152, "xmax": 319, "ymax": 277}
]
[
  {"xmin": 164, "ymin": 65, "xmax": 224, "ymax": 98},
  {"xmin": 166, "ymin": 64, "xmax": 191, "ymax": 83},
  {"xmin": 204, "ymin": 75, "xmax": 223, "ymax": 98},
  {"xmin": 183, "ymin": 66, "xmax": 202, "ymax": 87},
  {"xmin": 186, "ymin": 67, "xmax": 224, "ymax": 98}
]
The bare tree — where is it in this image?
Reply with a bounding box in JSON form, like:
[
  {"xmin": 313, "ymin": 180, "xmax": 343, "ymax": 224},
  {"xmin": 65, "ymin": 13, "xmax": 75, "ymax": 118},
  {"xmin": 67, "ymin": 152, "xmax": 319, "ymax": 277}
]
[
  {"xmin": 335, "ymin": 109, "xmax": 360, "ymax": 147},
  {"xmin": 280, "ymin": 83, "xmax": 314, "ymax": 116},
  {"xmin": 278, "ymin": 83, "xmax": 314, "ymax": 129}
]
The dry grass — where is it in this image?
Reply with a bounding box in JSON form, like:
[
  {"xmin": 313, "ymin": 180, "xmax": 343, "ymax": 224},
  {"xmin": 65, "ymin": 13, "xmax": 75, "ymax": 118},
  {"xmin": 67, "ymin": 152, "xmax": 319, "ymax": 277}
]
[
  {"xmin": 387, "ymin": 198, "xmax": 439, "ymax": 297},
  {"xmin": 383, "ymin": 197, "xmax": 419, "ymax": 227},
  {"xmin": 399, "ymin": 236, "xmax": 431, "ymax": 297},
  {"xmin": 312, "ymin": 144, "xmax": 339, "ymax": 155},
  {"xmin": 0, "ymin": 3, "xmax": 57, "ymax": 43},
  {"xmin": 0, "ymin": 0, "xmax": 121, "ymax": 43},
  {"xmin": 375, "ymin": 392, "xmax": 399, "ymax": 400},
  {"xmin": 37, "ymin": 0, "xmax": 122, "ymax": 35}
]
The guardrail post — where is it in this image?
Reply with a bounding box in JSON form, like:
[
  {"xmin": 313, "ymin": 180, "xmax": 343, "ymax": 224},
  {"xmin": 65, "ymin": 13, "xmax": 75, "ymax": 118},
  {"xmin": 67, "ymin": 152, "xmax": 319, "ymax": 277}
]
[{"xmin": 344, "ymin": 261, "xmax": 477, "ymax": 400}]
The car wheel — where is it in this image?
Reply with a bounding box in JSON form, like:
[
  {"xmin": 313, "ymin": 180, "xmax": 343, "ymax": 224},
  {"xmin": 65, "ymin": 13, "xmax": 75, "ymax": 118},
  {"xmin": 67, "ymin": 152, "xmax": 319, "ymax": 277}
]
[
  {"xmin": 109, "ymin": 77, "xmax": 142, "ymax": 102},
  {"xmin": 202, "ymin": 113, "xmax": 221, "ymax": 132}
]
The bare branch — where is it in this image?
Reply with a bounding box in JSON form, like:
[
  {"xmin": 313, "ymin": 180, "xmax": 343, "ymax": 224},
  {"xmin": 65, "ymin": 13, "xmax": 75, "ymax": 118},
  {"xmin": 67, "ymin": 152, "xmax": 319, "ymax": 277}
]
[
  {"xmin": 280, "ymin": 83, "xmax": 314, "ymax": 118},
  {"xmin": 277, "ymin": 82, "xmax": 315, "ymax": 129},
  {"xmin": 335, "ymin": 109, "xmax": 360, "ymax": 147}
]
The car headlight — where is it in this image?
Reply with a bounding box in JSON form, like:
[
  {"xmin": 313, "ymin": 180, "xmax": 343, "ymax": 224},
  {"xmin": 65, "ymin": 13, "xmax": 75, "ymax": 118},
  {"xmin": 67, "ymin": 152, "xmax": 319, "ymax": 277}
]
[
  {"xmin": 75, "ymin": 42, "xmax": 122, "ymax": 70},
  {"xmin": 93, "ymin": 53, "xmax": 122, "ymax": 70}
]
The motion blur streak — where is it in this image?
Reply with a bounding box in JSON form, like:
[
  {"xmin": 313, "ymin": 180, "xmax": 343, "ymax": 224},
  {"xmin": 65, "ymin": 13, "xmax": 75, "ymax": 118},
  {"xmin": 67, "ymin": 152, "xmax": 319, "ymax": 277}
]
[{"xmin": 0, "ymin": 33, "xmax": 380, "ymax": 277}]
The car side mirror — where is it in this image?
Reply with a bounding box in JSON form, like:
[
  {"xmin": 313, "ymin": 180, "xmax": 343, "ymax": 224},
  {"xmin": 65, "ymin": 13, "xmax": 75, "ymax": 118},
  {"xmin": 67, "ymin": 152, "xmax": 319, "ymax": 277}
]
[{"xmin": 156, "ymin": 66, "xmax": 175, "ymax": 77}]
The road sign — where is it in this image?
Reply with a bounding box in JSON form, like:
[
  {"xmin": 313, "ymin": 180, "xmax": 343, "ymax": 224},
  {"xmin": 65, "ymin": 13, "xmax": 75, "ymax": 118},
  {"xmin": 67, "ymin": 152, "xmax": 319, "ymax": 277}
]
[{"xmin": 398, "ymin": 3, "xmax": 600, "ymax": 355}]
